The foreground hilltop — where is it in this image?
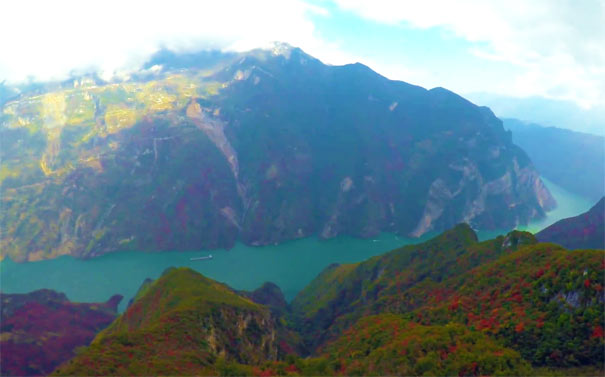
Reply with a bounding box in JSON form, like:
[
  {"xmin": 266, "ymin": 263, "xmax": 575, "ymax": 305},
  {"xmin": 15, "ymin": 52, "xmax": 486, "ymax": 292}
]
[
  {"xmin": 1, "ymin": 44, "xmax": 554, "ymax": 261},
  {"xmin": 52, "ymin": 225, "xmax": 603, "ymax": 376},
  {"xmin": 53, "ymin": 267, "xmax": 298, "ymax": 376}
]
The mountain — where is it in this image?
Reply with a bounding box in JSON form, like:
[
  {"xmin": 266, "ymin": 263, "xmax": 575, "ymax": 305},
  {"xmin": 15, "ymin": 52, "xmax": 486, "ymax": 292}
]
[
  {"xmin": 503, "ymin": 118, "xmax": 604, "ymax": 201},
  {"xmin": 291, "ymin": 224, "xmax": 537, "ymax": 349},
  {"xmin": 0, "ymin": 44, "xmax": 554, "ymax": 262},
  {"xmin": 0, "ymin": 290, "xmax": 121, "ymax": 376},
  {"xmin": 465, "ymin": 93, "xmax": 605, "ymax": 137},
  {"xmin": 397, "ymin": 243, "xmax": 604, "ymax": 367},
  {"xmin": 292, "ymin": 225, "xmax": 604, "ymax": 370},
  {"xmin": 536, "ymin": 198, "xmax": 605, "ymax": 250},
  {"xmin": 50, "ymin": 226, "xmax": 604, "ymax": 376},
  {"xmin": 52, "ymin": 267, "xmax": 297, "ymax": 376}
]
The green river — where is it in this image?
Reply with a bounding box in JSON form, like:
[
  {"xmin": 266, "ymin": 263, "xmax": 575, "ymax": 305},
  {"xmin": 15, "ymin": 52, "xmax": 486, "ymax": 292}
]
[{"xmin": 0, "ymin": 178, "xmax": 594, "ymax": 312}]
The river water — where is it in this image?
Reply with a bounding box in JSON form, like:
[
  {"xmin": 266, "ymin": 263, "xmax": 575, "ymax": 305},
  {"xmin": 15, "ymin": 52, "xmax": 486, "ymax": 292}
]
[{"xmin": 0, "ymin": 178, "xmax": 593, "ymax": 312}]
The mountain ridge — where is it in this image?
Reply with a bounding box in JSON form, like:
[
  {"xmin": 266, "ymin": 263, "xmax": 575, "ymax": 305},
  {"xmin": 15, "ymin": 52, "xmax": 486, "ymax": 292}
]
[{"xmin": 1, "ymin": 44, "xmax": 554, "ymax": 261}]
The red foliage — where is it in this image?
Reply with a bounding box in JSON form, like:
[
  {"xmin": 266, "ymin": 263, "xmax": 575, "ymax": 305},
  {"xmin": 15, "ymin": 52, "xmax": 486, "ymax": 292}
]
[
  {"xmin": 285, "ymin": 364, "xmax": 299, "ymax": 373},
  {"xmin": 259, "ymin": 368, "xmax": 274, "ymax": 377},
  {"xmin": 584, "ymin": 279, "xmax": 591, "ymax": 288},
  {"xmin": 591, "ymin": 325, "xmax": 604, "ymax": 339},
  {"xmin": 515, "ymin": 322, "xmax": 525, "ymax": 333},
  {"xmin": 449, "ymin": 300, "xmax": 459, "ymax": 311},
  {"xmin": 534, "ymin": 268, "xmax": 545, "ymax": 278},
  {"xmin": 1, "ymin": 300, "xmax": 116, "ymax": 376}
]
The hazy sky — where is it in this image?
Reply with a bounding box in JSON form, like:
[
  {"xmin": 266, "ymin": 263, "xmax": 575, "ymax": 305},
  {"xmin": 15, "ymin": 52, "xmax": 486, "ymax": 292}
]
[{"xmin": 1, "ymin": 0, "xmax": 603, "ymax": 109}]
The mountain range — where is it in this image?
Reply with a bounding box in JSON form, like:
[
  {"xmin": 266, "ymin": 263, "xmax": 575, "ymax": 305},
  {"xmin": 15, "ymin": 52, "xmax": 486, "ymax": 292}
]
[
  {"xmin": 503, "ymin": 118, "xmax": 604, "ymax": 201},
  {"xmin": 0, "ymin": 44, "xmax": 554, "ymax": 262}
]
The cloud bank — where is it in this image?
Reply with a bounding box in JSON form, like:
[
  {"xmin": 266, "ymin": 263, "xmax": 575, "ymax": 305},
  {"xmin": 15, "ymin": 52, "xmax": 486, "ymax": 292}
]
[
  {"xmin": 0, "ymin": 0, "xmax": 340, "ymax": 82},
  {"xmin": 1, "ymin": 0, "xmax": 603, "ymax": 109}
]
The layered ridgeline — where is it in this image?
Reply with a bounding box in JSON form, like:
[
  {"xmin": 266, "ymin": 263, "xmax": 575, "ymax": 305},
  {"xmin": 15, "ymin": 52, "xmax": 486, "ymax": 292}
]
[
  {"xmin": 52, "ymin": 226, "xmax": 604, "ymax": 376},
  {"xmin": 503, "ymin": 118, "xmax": 605, "ymax": 201},
  {"xmin": 0, "ymin": 290, "xmax": 121, "ymax": 376},
  {"xmin": 0, "ymin": 44, "xmax": 555, "ymax": 261},
  {"xmin": 536, "ymin": 197, "xmax": 605, "ymax": 250}
]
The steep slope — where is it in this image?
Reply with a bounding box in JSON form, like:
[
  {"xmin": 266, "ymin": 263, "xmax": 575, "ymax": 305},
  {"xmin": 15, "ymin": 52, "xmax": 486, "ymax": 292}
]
[
  {"xmin": 0, "ymin": 290, "xmax": 121, "ymax": 376},
  {"xmin": 293, "ymin": 226, "xmax": 604, "ymax": 371},
  {"xmin": 396, "ymin": 244, "xmax": 604, "ymax": 368},
  {"xmin": 291, "ymin": 224, "xmax": 536, "ymax": 350},
  {"xmin": 1, "ymin": 44, "xmax": 554, "ymax": 261},
  {"xmin": 504, "ymin": 118, "xmax": 605, "ymax": 201},
  {"xmin": 53, "ymin": 268, "xmax": 295, "ymax": 376},
  {"xmin": 318, "ymin": 314, "xmax": 531, "ymax": 376},
  {"xmin": 536, "ymin": 198, "xmax": 604, "ymax": 249}
]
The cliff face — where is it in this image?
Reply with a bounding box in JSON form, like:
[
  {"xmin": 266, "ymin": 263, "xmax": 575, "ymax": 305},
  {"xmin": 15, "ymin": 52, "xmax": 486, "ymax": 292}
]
[
  {"xmin": 0, "ymin": 290, "xmax": 121, "ymax": 376},
  {"xmin": 0, "ymin": 45, "xmax": 554, "ymax": 261}
]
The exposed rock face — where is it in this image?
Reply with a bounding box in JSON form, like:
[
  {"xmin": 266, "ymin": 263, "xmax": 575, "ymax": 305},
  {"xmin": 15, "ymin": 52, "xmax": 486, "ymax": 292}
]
[
  {"xmin": 0, "ymin": 45, "xmax": 555, "ymax": 261},
  {"xmin": 0, "ymin": 290, "xmax": 121, "ymax": 376}
]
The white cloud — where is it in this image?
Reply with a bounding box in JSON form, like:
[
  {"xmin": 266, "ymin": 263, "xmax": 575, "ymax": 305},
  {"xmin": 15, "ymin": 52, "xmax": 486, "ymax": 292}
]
[
  {"xmin": 0, "ymin": 0, "xmax": 342, "ymax": 83},
  {"xmin": 333, "ymin": 0, "xmax": 605, "ymax": 107}
]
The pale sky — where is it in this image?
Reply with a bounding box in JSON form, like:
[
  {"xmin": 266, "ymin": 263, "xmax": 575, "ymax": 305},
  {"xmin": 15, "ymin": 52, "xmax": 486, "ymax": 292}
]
[{"xmin": 1, "ymin": 0, "xmax": 604, "ymax": 110}]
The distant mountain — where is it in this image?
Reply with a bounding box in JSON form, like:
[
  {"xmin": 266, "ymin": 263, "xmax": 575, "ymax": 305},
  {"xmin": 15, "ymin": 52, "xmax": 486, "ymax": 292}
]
[
  {"xmin": 536, "ymin": 198, "xmax": 604, "ymax": 250},
  {"xmin": 50, "ymin": 225, "xmax": 604, "ymax": 376},
  {"xmin": 465, "ymin": 93, "xmax": 605, "ymax": 137},
  {"xmin": 503, "ymin": 118, "xmax": 604, "ymax": 201},
  {"xmin": 0, "ymin": 290, "xmax": 121, "ymax": 376},
  {"xmin": 1, "ymin": 44, "xmax": 554, "ymax": 261}
]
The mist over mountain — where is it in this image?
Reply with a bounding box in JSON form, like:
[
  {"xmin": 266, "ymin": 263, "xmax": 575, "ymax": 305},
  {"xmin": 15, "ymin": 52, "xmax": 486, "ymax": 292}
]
[
  {"xmin": 503, "ymin": 118, "xmax": 604, "ymax": 202},
  {"xmin": 465, "ymin": 93, "xmax": 605, "ymax": 137}
]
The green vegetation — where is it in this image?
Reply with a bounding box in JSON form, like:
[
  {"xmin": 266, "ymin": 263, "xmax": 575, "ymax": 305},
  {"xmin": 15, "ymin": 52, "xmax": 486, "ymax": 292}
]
[
  {"xmin": 400, "ymin": 244, "xmax": 605, "ymax": 367},
  {"xmin": 321, "ymin": 314, "xmax": 531, "ymax": 376},
  {"xmin": 1, "ymin": 46, "xmax": 553, "ymax": 262},
  {"xmin": 54, "ymin": 268, "xmax": 291, "ymax": 376}
]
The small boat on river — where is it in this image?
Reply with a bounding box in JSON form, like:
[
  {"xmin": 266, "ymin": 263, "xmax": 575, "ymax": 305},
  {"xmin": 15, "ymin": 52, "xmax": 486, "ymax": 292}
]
[{"xmin": 190, "ymin": 254, "xmax": 213, "ymax": 261}]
